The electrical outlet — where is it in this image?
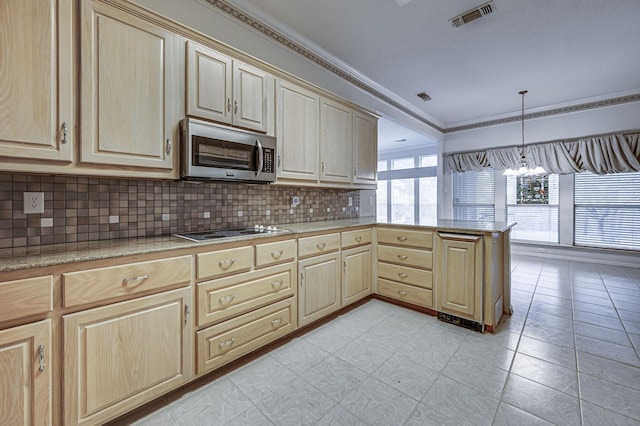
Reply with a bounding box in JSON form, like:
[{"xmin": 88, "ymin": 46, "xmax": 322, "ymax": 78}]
[
  {"xmin": 24, "ymin": 192, "xmax": 44, "ymax": 214},
  {"xmin": 291, "ymin": 196, "xmax": 300, "ymax": 207},
  {"xmin": 348, "ymin": 197, "xmax": 353, "ymax": 206}
]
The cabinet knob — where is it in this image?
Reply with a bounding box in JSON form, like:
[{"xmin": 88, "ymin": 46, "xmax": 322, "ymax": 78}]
[
  {"xmin": 61, "ymin": 122, "xmax": 68, "ymax": 144},
  {"xmin": 122, "ymin": 275, "xmax": 150, "ymax": 285},
  {"xmin": 218, "ymin": 258, "xmax": 236, "ymax": 268},
  {"xmin": 397, "ymin": 255, "xmax": 408, "ymax": 260},
  {"xmin": 316, "ymin": 243, "xmax": 326, "ymax": 250},
  {"xmin": 271, "ymin": 250, "xmax": 283, "ymax": 258},
  {"xmin": 218, "ymin": 294, "xmax": 236, "ymax": 305},
  {"xmin": 271, "ymin": 280, "xmax": 283, "ymax": 290},
  {"xmin": 271, "ymin": 317, "xmax": 283, "ymax": 327},
  {"xmin": 355, "ymin": 236, "xmax": 362, "ymax": 242},
  {"xmin": 397, "ymin": 236, "xmax": 408, "ymax": 241},
  {"xmin": 218, "ymin": 338, "xmax": 235, "ymax": 349},
  {"xmin": 398, "ymin": 290, "xmax": 408, "ymax": 296},
  {"xmin": 398, "ymin": 273, "xmax": 408, "ymax": 279}
]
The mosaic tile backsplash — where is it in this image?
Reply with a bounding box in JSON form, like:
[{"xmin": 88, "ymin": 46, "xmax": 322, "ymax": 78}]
[{"xmin": 0, "ymin": 174, "xmax": 361, "ymax": 249}]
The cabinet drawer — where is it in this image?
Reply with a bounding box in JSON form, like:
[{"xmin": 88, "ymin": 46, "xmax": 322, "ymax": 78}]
[
  {"xmin": 255, "ymin": 239, "xmax": 296, "ymax": 267},
  {"xmin": 377, "ymin": 245, "xmax": 432, "ymax": 269},
  {"xmin": 0, "ymin": 276, "xmax": 53, "ymax": 323},
  {"xmin": 197, "ymin": 298, "xmax": 296, "ymax": 374},
  {"xmin": 341, "ymin": 228, "xmax": 372, "ymax": 248},
  {"xmin": 197, "ymin": 264, "xmax": 295, "ymax": 326},
  {"xmin": 377, "ymin": 228, "xmax": 433, "ymax": 249},
  {"xmin": 63, "ymin": 256, "xmax": 192, "ymax": 307},
  {"xmin": 377, "ymin": 278, "xmax": 432, "ymax": 308},
  {"xmin": 377, "ymin": 262, "xmax": 432, "ymax": 289},
  {"xmin": 298, "ymin": 233, "xmax": 340, "ymax": 257},
  {"xmin": 197, "ymin": 246, "xmax": 253, "ymax": 280}
]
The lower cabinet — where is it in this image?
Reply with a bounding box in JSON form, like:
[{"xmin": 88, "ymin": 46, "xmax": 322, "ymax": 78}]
[
  {"xmin": 63, "ymin": 287, "xmax": 193, "ymax": 426},
  {"xmin": 0, "ymin": 319, "xmax": 52, "ymax": 426},
  {"xmin": 436, "ymin": 233, "xmax": 483, "ymax": 323},
  {"xmin": 342, "ymin": 245, "xmax": 372, "ymax": 305},
  {"xmin": 197, "ymin": 298, "xmax": 296, "ymax": 374},
  {"xmin": 298, "ymin": 251, "xmax": 341, "ymax": 327}
]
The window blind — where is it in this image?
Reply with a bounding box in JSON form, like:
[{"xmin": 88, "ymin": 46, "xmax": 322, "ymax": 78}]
[
  {"xmin": 453, "ymin": 170, "xmax": 495, "ymax": 221},
  {"xmin": 574, "ymin": 172, "xmax": 640, "ymax": 250}
]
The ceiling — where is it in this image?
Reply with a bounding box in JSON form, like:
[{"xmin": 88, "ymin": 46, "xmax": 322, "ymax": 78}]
[{"xmin": 225, "ymin": 0, "xmax": 640, "ymax": 132}]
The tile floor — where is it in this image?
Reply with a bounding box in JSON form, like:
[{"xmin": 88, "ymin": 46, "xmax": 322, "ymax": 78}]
[{"xmin": 115, "ymin": 255, "xmax": 640, "ymax": 425}]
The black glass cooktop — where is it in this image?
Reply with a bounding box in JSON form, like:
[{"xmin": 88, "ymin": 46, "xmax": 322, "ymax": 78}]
[{"xmin": 173, "ymin": 226, "xmax": 287, "ymax": 242}]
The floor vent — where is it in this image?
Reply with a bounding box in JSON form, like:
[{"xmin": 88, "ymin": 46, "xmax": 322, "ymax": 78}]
[
  {"xmin": 437, "ymin": 312, "xmax": 484, "ymax": 332},
  {"xmin": 450, "ymin": 1, "xmax": 495, "ymax": 28}
]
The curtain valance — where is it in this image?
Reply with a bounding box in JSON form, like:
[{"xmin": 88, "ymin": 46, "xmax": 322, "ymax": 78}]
[{"xmin": 444, "ymin": 131, "xmax": 640, "ymax": 174}]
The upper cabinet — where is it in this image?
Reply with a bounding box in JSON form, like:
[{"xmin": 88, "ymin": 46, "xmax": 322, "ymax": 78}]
[
  {"xmin": 186, "ymin": 41, "xmax": 271, "ymax": 133},
  {"xmin": 320, "ymin": 98, "xmax": 352, "ymax": 184},
  {"xmin": 353, "ymin": 111, "xmax": 378, "ymax": 185},
  {"xmin": 276, "ymin": 79, "xmax": 320, "ymax": 182},
  {"xmin": 79, "ymin": 0, "xmax": 180, "ymax": 174},
  {"xmin": 0, "ymin": 0, "xmax": 73, "ymax": 162}
]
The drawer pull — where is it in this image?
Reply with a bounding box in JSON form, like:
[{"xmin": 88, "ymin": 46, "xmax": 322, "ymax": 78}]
[
  {"xmin": 271, "ymin": 280, "xmax": 284, "ymax": 290},
  {"xmin": 184, "ymin": 304, "xmax": 190, "ymax": 325},
  {"xmin": 271, "ymin": 250, "xmax": 283, "ymax": 258},
  {"xmin": 271, "ymin": 317, "xmax": 283, "ymax": 327},
  {"xmin": 398, "ymin": 290, "xmax": 408, "ymax": 296},
  {"xmin": 218, "ymin": 294, "xmax": 236, "ymax": 305},
  {"xmin": 218, "ymin": 258, "xmax": 236, "ymax": 268},
  {"xmin": 38, "ymin": 344, "xmax": 45, "ymax": 372},
  {"xmin": 218, "ymin": 338, "xmax": 235, "ymax": 349},
  {"xmin": 397, "ymin": 236, "xmax": 408, "ymax": 241},
  {"xmin": 397, "ymin": 255, "xmax": 408, "ymax": 260},
  {"xmin": 122, "ymin": 275, "xmax": 150, "ymax": 285},
  {"xmin": 398, "ymin": 273, "xmax": 409, "ymax": 279},
  {"xmin": 316, "ymin": 243, "xmax": 326, "ymax": 250},
  {"xmin": 355, "ymin": 236, "xmax": 362, "ymax": 242}
]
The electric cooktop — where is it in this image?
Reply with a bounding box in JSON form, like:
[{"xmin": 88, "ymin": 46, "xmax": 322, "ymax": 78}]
[{"xmin": 173, "ymin": 226, "xmax": 288, "ymax": 242}]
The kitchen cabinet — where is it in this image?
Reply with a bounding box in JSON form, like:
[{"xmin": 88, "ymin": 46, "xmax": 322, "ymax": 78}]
[
  {"xmin": 0, "ymin": 0, "xmax": 73, "ymax": 163},
  {"xmin": 276, "ymin": 79, "xmax": 320, "ymax": 182},
  {"xmin": 342, "ymin": 245, "xmax": 372, "ymax": 306},
  {"xmin": 353, "ymin": 110, "xmax": 378, "ymax": 185},
  {"xmin": 0, "ymin": 319, "xmax": 52, "ymax": 426},
  {"xmin": 320, "ymin": 98, "xmax": 352, "ymax": 183},
  {"xmin": 435, "ymin": 233, "xmax": 483, "ymax": 324},
  {"xmin": 63, "ymin": 287, "xmax": 193, "ymax": 426},
  {"xmin": 375, "ymin": 227, "xmax": 434, "ymax": 309},
  {"xmin": 79, "ymin": 0, "xmax": 180, "ymax": 174},
  {"xmin": 186, "ymin": 41, "xmax": 271, "ymax": 133}
]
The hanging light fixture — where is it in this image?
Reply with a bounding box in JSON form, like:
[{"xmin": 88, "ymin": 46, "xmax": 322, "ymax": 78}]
[{"xmin": 503, "ymin": 90, "xmax": 547, "ymax": 176}]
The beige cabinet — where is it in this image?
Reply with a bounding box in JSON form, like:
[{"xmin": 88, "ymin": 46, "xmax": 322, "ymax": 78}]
[
  {"xmin": 353, "ymin": 111, "xmax": 378, "ymax": 185},
  {"xmin": 63, "ymin": 287, "xmax": 193, "ymax": 425},
  {"xmin": 0, "ymin": 0, "xmax": 73, "ymax": 163},
  {"xmin": 0, "ymin": 319, "xmax": 52, "ymax": 426},
  {"xmin": 435, "ymin": 233, "xmax": 483, "ymax": 323},
  {"xmin": 276, "ymin": 79, "xmax": 320, "ymax": 181},
  {"xmin": 342, "ymin": 245, "xmax": 372, "ymax": 306},
  {"xmin": 186, "ymin": 41, "xmax": 270, "ymax": 132},
  {"xmin": 320, "ymin": 98, "xmax": 352, "ymax": 183},
  {"xmin": 375, "ymin": 227, "xmax": 434, "ymax": 309},
  {"xmin": 79, "ymin": 0, "xmax": 179, "ymax": 173},
  {"xmin": 298, "ymin": 251, "xmax": 341, "ymax": 327}
]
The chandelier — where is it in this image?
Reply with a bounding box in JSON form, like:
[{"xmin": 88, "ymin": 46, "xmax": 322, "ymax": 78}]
[{"xmin": 503, "ymin": 90, "xmax": 547, "ymax": 176}]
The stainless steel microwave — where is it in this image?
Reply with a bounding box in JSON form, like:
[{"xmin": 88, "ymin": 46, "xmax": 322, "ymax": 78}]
[{"xmin": 180, "ymin": 118, "xmax": 276, "ymax": 183}]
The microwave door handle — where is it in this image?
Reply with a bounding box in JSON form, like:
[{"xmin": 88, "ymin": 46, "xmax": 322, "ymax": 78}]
[{"xmin": 255, "ymin": 139, "xmax": 264, "ymax": 177}]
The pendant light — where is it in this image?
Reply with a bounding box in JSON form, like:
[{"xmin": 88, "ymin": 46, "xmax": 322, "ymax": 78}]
[{"xmin": 503, "ymin": 90, "xmax": 547, "ymax": 176}]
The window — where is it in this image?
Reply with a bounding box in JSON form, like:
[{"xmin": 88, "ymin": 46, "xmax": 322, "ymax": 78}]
[
  {"xmin": 506, "ymin": 174, "xmax": 559, "ymax": 243},
  {"xmin": 376, "ymin": 154, "xmax": 438, "ymax": 224},
  {"xmin": 575, "ymin": 172, "xmax": 640, "ymax": 250},
  {"xmin": 453, "ymin": 169, "xmax": 495, "ymax": 221}
]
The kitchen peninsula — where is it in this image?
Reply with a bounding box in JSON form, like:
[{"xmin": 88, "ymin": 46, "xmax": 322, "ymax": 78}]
[{"xmin": 0, "ymin": 218, "xmax": 514, "ymax": 425}]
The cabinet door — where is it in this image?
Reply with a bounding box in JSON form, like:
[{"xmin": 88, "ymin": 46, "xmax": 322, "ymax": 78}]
[
  {"xmin": 276, "ymin": 79, "xmax": 320, "ymax": 181},
  {"xmin": 353, "ymin": 111, "xmax": 378, "ymax": 185},
  {"xmin": 0, "ymin": 319, "xmax": 51, "ymax": 426},
  {"xmin": 233, "ymin": 61, "xmax": 269, "ymax": 132},
  {"xmin": 63, "ymin": 287, "xmax": 192, "ymax": 426},
  {"xmin": 0, "ymin": 0, "xmax": 73, "ymax": 162},
  {"xmin": 79, "ymin": 0, "xmax": 177, "ymax": 171},
  {"xmin": 186, "ymin": 41, "xmax": 232, "ymax": 125},
  {"xmin": 298, "ymin": 252, "xmax": 340, "ymax": 326},
  {"xmin": 320, "ymin": 98, "xmax": 352, "ymax": 183},
  {"xmin": 342, "ymin": 245, "xmax": 372, "ymax": 305},
  {"xmin": 436, "ymin": 234, "xmax": 483, "ymax": 322}
]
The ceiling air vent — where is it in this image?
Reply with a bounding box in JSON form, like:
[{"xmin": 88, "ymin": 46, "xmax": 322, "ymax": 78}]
[
  {"xmin": 416, "ymin": 92, "xmax": 431, "ymax": 101},
  {"xmin": 450, "ymin": 1, "xmax": 495, "ymax": 28}
]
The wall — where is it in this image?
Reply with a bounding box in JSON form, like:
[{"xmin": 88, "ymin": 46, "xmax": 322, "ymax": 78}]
[{"xmin": 0, "ymin": 173, "xmax": 360, "ymax": 249}]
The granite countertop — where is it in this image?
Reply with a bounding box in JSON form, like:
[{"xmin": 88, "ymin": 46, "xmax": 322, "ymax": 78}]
[{"xmin": 0, "ymin": 217, "xmax": 515, "ymax": 272}]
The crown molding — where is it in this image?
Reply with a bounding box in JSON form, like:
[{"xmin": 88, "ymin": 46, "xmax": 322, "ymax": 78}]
[{"xmin": 201, "ymin": 0, "xmax": 640, "ymax": 134}]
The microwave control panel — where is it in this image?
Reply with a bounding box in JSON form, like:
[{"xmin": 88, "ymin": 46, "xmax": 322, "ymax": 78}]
[{"xmin": 263, "ymin": 148, "xmax": 274, "ymax": 173}]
